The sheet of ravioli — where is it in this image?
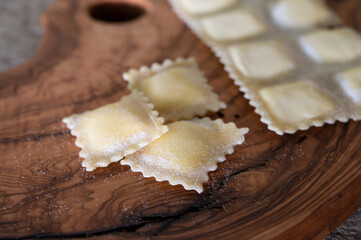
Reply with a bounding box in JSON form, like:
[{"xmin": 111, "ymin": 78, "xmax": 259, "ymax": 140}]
[
  {"xmin": 123, "ymin": 58, "xmax": 226, "ymax": 122},
  {"xmin": 169, "ymin": 0, "xmax": 361, "ymax": 134},
  {"xmin": 121, "ymin": 118, "xmax": 248, "ymax": 193},
  {"xmin": 63, "ymin": 91, "xmax": 168, "ymax": 171}
]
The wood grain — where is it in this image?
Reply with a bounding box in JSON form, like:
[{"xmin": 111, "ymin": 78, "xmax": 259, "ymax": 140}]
[{"xmin": 0, "ymin": 0, "xmax": 361, "ymax": 239}]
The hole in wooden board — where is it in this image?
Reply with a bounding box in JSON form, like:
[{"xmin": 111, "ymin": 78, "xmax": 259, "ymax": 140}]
[{"xmin": 88, "ymin": 0, "xmax": 150, "ymax": 23}]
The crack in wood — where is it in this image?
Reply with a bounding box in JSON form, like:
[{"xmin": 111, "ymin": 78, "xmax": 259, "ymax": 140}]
[{"xmin": 0, "ymin": 131, "xmax": 70, "ymax": 144}]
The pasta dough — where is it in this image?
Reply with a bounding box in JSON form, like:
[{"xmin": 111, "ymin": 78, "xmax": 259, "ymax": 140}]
[
  {"xmin": 169, "ymin": 0, "xmax": 361, "ymax": 135},
  {"xmin": 271, "ymin": 0, "xmax": 331, "ymax": 29},
  {"xmin": 124, "ymin": 58, "xmax": 226, "ymax": 122},
  {"xmin": 63, "ymin": 91, "xmax": 168, "ymax": 171},
  {"xmin": 335, "ymin": 65, "xmax": 361, "ymax": 105},
  {"xmin": 179, "ymin": 0, "xmax": 237, "ymax": 16},
  {"xmin": 201, "ymin": 8, "xmax": 266, "ymax": 42},
  {"xmin": 300, "ymin": 28, "xmax": 361, "ymax": 64},
  {"xmin": 259, "ymin": 81, "xmax": 336, "ymax": 128},
  {"xmin": 229, "ymin": 41, "xmax": 295, "ymax": 80},
  {"xmin": 122, "ymin": 118, "xmax": 248, "ymax": 193}
]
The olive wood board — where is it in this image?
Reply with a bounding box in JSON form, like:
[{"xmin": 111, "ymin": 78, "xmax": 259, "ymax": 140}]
[{"xmin": 0, "ymin": 0, "xmax": 361, "ymax": 239}]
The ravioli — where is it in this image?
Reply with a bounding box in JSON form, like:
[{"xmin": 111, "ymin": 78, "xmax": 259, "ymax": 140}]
[
  {"xmin": 201, "ymin": 8, "xmax": 266, "ymax": 42},
  {"xmin": 299, "ymin": 28, "xmax": 361, "ymax": 64},
  {"xmin": 259, "ymin": 81, "xmax": 336, "ymax": 132},
  {"xmin": 179, "ymin": 0, "xmax": 237, "ymax": 16},
  {"xmin": 169, "ymin": 0, "xmax": 361, "ymax": 135},
  {"xmin": 229, "ymin": 41, "xmax": 295, "ymax": 80},
  {"xmin": 271, "ymin": 0, "xmax": 331, "ymax": 29},
  {"xmin": 122, "ymin": 118, "xmax": 248, "ymax": 193},
  {"xmin": 335, "ymin": 65, "xmax": 361, "ymax": 105},
  {"xmin": 123, "ymin": 58, "xmax": 226, "ymax": 122},
  {"xmin": 63, "ymin": 91, "xmax": 168, "ymax": 171}
]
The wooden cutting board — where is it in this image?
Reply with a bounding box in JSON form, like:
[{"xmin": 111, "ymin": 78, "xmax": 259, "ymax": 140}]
[{"xmin": 1, "ymin": 0, "xmax": 361, "ymax": 239}]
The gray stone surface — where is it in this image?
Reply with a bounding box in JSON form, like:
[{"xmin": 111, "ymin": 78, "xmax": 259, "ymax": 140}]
[
  {"xmin": 0, "ymin": 0, "xmax": 360, "ymax": 239},
  {"xmin": 0, "ymin": 0, "xmax": 53, "ymax": 72},
  {"xmin": 326, "ymin": 208, "xmax": 361, "ymax": 240}
]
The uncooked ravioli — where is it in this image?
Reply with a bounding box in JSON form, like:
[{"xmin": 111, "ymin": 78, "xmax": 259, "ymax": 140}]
[
  {"xmin": 299, "ymin": 28, "xmax": 361, "ymax": 64},
  {"xmin": 179, "ymin": 0, "xmax": 238, "ymax": 16},
  {"xmin": 63, "ymin": 91, "xmax": 168, "ymax": 171},
  {"xmin": 259, "ymin": 81, "xmax": 336, "ymax": 132},
  {"xmin": 122, "ymin": 118, "xmax": 248, "ymax": 193},
  {"xmin": 201, "ymin": 8, "xmax": 266, "ymax": 42},
  {"xmin": 271, "ymin": 0, "xmax": 332, "ymax": 29},
  {"xmin": 229, "ymin": 41, "xmax": 295, "ymax": 80},
  {"xmin": 123, "ymin": 58, "xmax": 226, "ymax": 122}
]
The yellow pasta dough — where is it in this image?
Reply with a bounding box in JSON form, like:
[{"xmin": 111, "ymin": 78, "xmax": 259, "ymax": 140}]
[
  {"xmin": 201, "ymin": 8, "xmax": 266, "ymax": 42},
  {"xmin": 123, "ymin": 58, "xmax": 226, "ymax": 122},
  {"xmin": 169, "ymin": 0, "xmax": 361, "ymax": 135},
  {"xmin": 63, "ymin": 91, "xmax": 168, "ymax": 171},
  {"xmin": 300, "ymin": 28, "xmax": 361, "ymax": 64},
  {"xmin": 179, "ymin": 0, "xmax": 237, "ymax": 16},
  {"xmin": 271, "ymin": 0, "xmax": 331, "ymax": 29},
  {"xmin": 122, "ymin": 118, "xmax": 248, "ymax": 193},
  {"xmin": 229, "ymin": 41, "xmax": 295, "ymax": 80},
  {"xmin": 335, "ymin": 65, "xmax": 361, "ymax": 105},
  {"xmin": 259, "ymin": 81, "xmax": 336, "ymax": 132}
]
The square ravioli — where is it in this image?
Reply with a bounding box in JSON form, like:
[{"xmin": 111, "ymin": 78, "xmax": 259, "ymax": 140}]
[
  {"xmin": 229, "ymin": 41, "xmax": 295, "ymax": 80},
  {"xmin": 179, "ymin": 0, "xmax": 238, "ymax": 16},
  {"xmin": 121, "ymin": 118, "xmax": 248, "ymax": 193},
  {"xmin": 259, "ymin": 81, "xmax": 336, "ymax": 132},
  {"xmin": 335, "ymin": 65, "xmax": 361, "ymax": 105},
  {"xmin": 299, "ymin": 28, "xmax": 361, "ymax": 64},
  {"xmin": 271, "ymin": 0, "xmax": 331, "ymax": 29},
  {"xmin": 63, "ymin": 91, "xmax": 168, "ymax": 171},
  {"xmin": 201, "ymin": 8, "xmax": 266, "ymax": 42},
  {"xmin": 123, "ymin": 58, "xmax": 226, "ymax": 122}
]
